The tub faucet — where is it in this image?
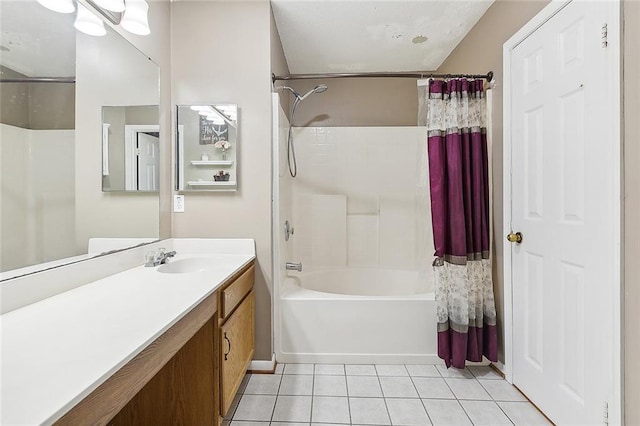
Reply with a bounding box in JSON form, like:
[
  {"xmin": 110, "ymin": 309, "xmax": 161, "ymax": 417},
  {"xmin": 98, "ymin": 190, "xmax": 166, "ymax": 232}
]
[
  {"xmin": 145, "ymin": 249, "xmax": 177, "ymax": 267},
  {"xmin": 285, "ymin": 262, "xmax": 303, "ymax": 272}
]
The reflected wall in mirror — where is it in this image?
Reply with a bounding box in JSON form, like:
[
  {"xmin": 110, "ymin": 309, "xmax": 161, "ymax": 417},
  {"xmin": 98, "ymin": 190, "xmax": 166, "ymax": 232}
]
[
  {"xmin": 176, "ymin": 104, "xmax": 238, "ymax": 192},
  {"xmin": 0, "ymin": 0, "xmax": 160, "ymax": 278},
  {"xmin": 102, "ymin": 105, "xmax": 160, "ymax": 192}
]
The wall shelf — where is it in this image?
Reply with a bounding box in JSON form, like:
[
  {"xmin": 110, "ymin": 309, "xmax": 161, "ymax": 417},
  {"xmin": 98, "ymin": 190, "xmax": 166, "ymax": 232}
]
[
  {"xmin": 187, "ymin": 180, "xmax": 237, "ymax": 187},
  {"xmin": 190, "ymin": 160, "xmax": 234, "ymax": 167}
]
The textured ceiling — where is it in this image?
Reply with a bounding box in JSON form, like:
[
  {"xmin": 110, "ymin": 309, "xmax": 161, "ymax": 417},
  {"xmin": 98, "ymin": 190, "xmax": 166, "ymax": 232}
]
[
  {"xmin": 0, "ymin": 1, "xmax": 76, "ymax": 77},
  {"xmin": 271, "ymin": 0, "xmax": 494, "ymax": 74}
]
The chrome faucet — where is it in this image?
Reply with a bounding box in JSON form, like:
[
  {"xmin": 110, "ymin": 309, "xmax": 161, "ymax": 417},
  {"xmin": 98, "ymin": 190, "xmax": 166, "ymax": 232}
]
[
  {"xmin": 285, "ymin": 262, "xmax": 303, "ymax": 272},
  {"xmin": 145, "ymin": 248, "xmax": 177, "ymax": 267}
]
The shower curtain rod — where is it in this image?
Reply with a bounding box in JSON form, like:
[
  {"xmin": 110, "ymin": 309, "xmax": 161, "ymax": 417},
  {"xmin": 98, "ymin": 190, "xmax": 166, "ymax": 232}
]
[
  {"xmin": 0, "ymin": 77, "xmax": 76, "ymax": 83},
  {"xmin": 272, "ymin": 71, "xmax": 493, "ymax": 83}
]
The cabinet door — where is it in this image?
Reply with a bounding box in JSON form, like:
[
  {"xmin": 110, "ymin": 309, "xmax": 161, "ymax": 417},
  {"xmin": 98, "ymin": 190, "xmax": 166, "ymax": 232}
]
[{"xmin": 220, "ymin": 291, "xmax": 255, "ymax": 416}]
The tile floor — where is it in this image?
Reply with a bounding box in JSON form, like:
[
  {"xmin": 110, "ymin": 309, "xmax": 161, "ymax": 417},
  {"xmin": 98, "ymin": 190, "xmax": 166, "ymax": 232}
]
[{"xmin": 224, "ymin": 364, "xmax": 551, "ymax": 426}]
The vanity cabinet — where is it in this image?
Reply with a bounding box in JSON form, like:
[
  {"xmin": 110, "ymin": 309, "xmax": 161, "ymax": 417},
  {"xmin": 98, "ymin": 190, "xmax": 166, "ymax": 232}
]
[
  {"xmin": 56, "ymin": 260, "xmax": 255, "ymax": 426},
  {"xmin": 218, "ymin": 264, "xmax": 255, "ymax": 418}
]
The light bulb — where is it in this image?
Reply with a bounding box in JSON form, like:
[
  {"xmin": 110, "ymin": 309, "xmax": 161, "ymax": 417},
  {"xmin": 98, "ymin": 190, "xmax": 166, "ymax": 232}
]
[
  {"xmin": 74, "ymin": 3, "xmax": 107, "ymax": 36},
  {"xmin": 92, "ymin": 0, "xmax": 125, "ymax": 12},
  {"xmin": 120, "ymin": 0, "xmax": 150, "ymax": 35},
  {"xmin": 36, "ymin": 0, "xmax": 75, "ymax": 14}
]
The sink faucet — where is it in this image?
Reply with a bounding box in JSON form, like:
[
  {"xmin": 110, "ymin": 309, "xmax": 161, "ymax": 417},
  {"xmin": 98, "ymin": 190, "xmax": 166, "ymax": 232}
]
[
  {"xmin": 145, "ymin": 248, "xmax": 177, "ymax": 267},
  {"xmin": 285, "ymin": 262, "xmax": 302, "ymax": 272}
]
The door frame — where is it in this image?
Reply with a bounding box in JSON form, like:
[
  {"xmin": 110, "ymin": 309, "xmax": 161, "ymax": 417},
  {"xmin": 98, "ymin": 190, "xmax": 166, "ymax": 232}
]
[
  {"xmin": 502, "ymin": 0, "xmax": 622, "ymax": 423},
  {"xmin": 124, "ymin": 124, "xmax": 159, "ymax": 191}
]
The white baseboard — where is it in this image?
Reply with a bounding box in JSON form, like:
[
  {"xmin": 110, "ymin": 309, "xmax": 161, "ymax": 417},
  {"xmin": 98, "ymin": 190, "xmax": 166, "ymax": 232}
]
[{"xmin": 249, "ymin": 354, "xmax": 276, "ymax": 372}]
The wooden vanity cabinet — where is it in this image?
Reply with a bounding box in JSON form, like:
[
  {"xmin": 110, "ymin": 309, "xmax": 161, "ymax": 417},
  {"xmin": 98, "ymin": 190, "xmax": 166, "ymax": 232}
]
[
  {"xmin": 55, "ymin": 261, "xmax": 255, "ymax": 426},
  {"xmin": 218, "ymin": 264, "xmax": 255, "ymax": 418}
]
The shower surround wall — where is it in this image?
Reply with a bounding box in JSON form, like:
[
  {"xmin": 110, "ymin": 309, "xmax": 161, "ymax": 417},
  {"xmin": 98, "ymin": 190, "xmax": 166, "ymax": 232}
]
[
  {"xmin": 274, "ymin": 122, "xmax": 438, "ymax": 363},
  {"xmin": 290, "ymin": 127, "xmax": 432, "ymax": 271}
]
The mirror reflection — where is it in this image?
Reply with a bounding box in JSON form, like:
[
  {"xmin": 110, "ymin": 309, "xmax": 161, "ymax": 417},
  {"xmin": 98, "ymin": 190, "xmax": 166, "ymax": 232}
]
[
  {"xmin": 102, "ymin": 105, "xmax": 160, "ymax": 192},
  {"xmin": 176, "ymin": 104, "xmax": 238, "ymax": 191},
  {"xmin": 0, "ymin": 0, "xmax": 160, "ymax": 278}
]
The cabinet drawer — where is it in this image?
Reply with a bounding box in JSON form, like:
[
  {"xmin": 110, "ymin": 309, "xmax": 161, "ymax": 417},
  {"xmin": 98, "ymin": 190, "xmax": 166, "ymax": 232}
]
[
  {"xmin": 220, "ymin": 291, "xmax": 254, "ymax": 416},
  {"xmin": 222, "ymin": 265, "xmax": 254, "ymax": 319}
]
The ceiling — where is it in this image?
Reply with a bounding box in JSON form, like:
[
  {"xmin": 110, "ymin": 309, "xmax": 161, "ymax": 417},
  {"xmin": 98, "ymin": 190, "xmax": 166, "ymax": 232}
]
[
  {"xmin": 271, "ymin": 0, "xmax": 494, "ymax": 74},
  {"xmin": 0, "ymin": 1, "xmax": 76, "ymax": 77}
]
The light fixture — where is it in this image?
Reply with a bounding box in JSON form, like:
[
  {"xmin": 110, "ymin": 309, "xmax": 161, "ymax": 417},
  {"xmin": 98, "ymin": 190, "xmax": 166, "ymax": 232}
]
[
  {"xmin": 74, "ymin": 2, "xmax": 107, "ymax": 36},
  {"xmin": 120, "ymin": 0, "xmax": 150, "ymax": 36},
  {"xmin": 37, "ymin": 0, "xmax": 75, "ymax": 14},
  {"xmin": 36, "ymin": 0, "xmax": 150, "ymax": 37},
  {"xmin": 91, "ymin": 0, "xmax": 124, "ymax": 12}
]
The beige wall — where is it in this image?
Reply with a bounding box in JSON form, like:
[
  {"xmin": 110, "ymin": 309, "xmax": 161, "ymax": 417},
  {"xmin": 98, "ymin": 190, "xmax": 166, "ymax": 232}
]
[
  {"xmin": 624, "ymin": 1, "xmax": 640, "ymax": 424},
  {"xmin": 286, "ymin": 77, "xmax": 418, "ymax": 126},
  {"xmin": 0, "ymin": 67, "xmax": 30, "ymax": 128},
  {"xmin": 270, "ymin": 8, "xmax": 290, "ymax": 114},
  {"xmin": 75, "ymin": 24, "xmax": 160, "ymax": 252},
  {"xmin": 171, "ymin": 0, "xmax": 275, "ymax": 360},
  {"xmin": 437, "ymin": 0, "xmax": 549, "ymax": 361},
  {"xmin": 0, "ymin": 66, "xmax": 75, "ymax": 130},
  {"xmin": 106, "ymin": 0, "xmax": 173, "ymax": 240}
]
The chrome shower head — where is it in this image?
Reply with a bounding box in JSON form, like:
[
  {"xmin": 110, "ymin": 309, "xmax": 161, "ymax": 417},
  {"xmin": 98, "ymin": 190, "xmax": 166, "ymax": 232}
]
[{"xmin": 299, "ymin": 84, "xmax": 328, "ymax": 101}]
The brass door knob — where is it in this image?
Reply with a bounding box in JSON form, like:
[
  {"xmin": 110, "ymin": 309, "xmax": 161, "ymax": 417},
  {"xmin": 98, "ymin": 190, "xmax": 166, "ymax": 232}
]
[{"xmin": 507, "ymin": 232, "xmax": 523, "ymax": 244}]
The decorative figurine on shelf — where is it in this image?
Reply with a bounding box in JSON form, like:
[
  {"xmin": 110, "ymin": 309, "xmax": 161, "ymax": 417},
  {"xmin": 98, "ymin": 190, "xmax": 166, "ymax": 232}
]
[
  {"xmin": 214, "ymin": 139, "xmax": 231, "ymax": 160},
  {"xmin": 213, "ymin": 170, "xmax": 230, "ymax": 182}
]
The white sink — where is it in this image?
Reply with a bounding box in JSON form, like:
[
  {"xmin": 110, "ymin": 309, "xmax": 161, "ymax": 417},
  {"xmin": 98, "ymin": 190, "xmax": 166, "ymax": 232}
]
[{"xmin": 156, "ymin": 258, "xmax": 215, "ymax": 274}]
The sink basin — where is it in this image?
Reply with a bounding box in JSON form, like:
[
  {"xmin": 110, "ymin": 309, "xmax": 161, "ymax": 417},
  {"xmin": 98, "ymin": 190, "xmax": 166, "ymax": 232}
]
[{"xmin": 156, "ymin": 258, "xmax": 216, "ymax": 274}]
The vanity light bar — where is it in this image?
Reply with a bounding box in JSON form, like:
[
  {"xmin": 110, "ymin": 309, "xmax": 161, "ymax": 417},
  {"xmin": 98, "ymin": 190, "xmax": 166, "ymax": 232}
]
[{"xmin": 36, "ymin": 0, "xmax": 150, "ymax": 36}]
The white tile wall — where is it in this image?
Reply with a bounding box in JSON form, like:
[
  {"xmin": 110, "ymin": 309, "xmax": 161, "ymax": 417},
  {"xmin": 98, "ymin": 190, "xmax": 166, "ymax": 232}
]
[{"xmin": 291, "ymin": 127, "xmax": 433, "ymax": 271}]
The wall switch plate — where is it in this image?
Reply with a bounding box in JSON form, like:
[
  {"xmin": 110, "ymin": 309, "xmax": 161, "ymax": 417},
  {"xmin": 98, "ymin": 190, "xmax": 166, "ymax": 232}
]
[{"xmin": 173, "ymin": 195, "xmax": 185, "ymax": 213}]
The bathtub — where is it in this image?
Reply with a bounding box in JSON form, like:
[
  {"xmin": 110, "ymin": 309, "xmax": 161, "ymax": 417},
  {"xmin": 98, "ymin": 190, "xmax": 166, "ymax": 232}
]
[{"xmin": 277, "ymin": 268, "xmax": 439, "ymax": 364}]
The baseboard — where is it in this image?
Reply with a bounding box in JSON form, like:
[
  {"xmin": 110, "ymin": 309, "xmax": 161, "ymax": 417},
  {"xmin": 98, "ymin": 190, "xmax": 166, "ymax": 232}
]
[
  {"xmin": 248, "ymin": 354, "xmax": 276, "ymax": 373},
  {"xmin": 492, "ymin": 361, "xmax": 506, "ymax": 374}
]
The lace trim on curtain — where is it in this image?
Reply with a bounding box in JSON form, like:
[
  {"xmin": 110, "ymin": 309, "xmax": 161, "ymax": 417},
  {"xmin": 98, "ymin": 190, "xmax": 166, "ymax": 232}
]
[
  {"xmin": 426, "ymin": 91, "xmax": 486, "ymax": 131},
  {"xmin": 434, "ymin": 259, "xmax": 497, "ymax": 332}
]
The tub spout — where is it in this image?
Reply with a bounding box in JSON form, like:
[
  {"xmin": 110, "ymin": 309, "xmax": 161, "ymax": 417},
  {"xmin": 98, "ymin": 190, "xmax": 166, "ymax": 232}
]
[{"xmin": 285, "ymin": 262, "xmax": 303, "ymax": 272}]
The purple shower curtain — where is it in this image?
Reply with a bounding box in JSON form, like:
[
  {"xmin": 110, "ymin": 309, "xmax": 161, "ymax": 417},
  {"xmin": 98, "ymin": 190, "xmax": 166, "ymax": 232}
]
[{"xmin": 426, "ymin": 79, "xmax": 498, "ymax": 368}]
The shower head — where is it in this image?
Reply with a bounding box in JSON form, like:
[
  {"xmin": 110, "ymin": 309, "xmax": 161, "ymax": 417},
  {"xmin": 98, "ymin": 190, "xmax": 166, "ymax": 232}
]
[
  {"xmin": 298, "ymin": 84, "xmax": 328, "ymax": 101},
  {"xmin": 277, "ymin": 84, "xmax": 328, "ymax": 101}
]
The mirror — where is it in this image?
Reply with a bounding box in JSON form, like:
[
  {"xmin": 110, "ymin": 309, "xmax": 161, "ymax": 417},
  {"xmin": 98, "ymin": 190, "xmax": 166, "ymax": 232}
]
[
  {"xmin": 0, "ymin": 0, "xmax": 160, "ymax": 278},
  {"xmin": 176, "ymin": 104, "xmax": 238, "ymax": 192},
  {"xmin": 102, "ymin": 105, "xmax": 160, "ymax": 192}
]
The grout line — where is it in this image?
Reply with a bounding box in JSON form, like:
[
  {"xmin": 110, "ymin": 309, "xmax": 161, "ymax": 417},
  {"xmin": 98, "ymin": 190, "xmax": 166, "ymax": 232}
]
[
  {"xmin": 374, "ymin": 366, "xmax": 394, "ymax": 425},
  {"xmin": 408, "ymin": 372, "xmax": 433, "ymax": 425},
  {"xmin": 269, "ymin": 370, "xmax": 285, "ymax": 424},
  {"xmin": 309, "ymin": 364, "xmax": 315, "ymax": 424},
  {"xmin": 493, "ymin": 399, "xmax": 517, "ymax": 426},
  {"xmin": 344, "ymin": 367, "xmax": 352, "ymax": 425}
]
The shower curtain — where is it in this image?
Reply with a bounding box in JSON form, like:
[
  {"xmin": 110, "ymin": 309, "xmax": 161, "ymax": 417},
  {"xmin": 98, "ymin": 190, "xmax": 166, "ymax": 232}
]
[{"xmin": 422, "ymin": 78, "xmax": 498, "ymax": 369}]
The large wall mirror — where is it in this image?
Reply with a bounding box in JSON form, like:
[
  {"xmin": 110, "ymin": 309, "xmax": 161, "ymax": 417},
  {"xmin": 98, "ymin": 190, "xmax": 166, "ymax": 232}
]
[{"xmin": 0, "ymin": 0, "xmax": 160, "ymax": 279}]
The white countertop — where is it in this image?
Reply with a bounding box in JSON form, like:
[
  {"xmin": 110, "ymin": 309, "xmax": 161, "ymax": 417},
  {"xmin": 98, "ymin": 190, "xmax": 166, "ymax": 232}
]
[{"xmin": 0, "ymin": 241, "xmax": 255, "ymax": 425}]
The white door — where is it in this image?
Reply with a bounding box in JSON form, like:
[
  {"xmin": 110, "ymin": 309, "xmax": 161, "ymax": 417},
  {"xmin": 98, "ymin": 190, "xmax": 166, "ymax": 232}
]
[
  {"xmin": 137, "ymin": 132, "xmax": 159, "ymax": 191},
  {"xmin": 509, "ymin": 1, "xmax": 617, "ymax": 424}
]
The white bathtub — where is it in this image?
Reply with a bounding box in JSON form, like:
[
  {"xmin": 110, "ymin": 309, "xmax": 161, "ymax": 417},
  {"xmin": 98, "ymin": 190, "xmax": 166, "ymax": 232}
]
[{"xmin": 278, "ymin": 268, "xmax": 439, "ymax": 364}]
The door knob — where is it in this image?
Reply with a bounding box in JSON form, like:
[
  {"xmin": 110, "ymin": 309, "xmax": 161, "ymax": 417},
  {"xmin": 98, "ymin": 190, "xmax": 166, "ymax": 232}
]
[{"xmin": 507, "ymin": 232, "xmax": 523, "ymax": 244}]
